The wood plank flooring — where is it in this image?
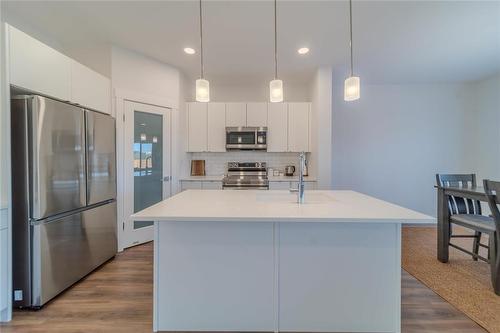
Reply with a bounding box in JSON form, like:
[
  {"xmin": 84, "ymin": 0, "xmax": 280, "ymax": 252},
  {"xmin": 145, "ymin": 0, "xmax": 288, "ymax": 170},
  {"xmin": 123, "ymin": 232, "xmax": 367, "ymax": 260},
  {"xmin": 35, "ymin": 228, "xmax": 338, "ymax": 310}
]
[{"xmin": 0, "ymin": 242, "xmax": 487, "ymax": 333}]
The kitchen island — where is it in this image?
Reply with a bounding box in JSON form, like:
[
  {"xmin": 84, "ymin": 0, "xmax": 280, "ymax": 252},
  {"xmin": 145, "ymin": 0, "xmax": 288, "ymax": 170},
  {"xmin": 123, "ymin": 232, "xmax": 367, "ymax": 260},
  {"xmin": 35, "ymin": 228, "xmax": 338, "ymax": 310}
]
[{"xmin": 132, "ymin": 190, "xmax": 433, "ymax": 333}]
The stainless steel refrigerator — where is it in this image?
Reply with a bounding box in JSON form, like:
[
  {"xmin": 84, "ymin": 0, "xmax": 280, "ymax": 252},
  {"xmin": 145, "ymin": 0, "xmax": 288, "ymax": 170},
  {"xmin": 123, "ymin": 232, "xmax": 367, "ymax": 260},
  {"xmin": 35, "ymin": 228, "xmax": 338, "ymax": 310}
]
[{"xmin": 11, "ymin": 94, "xmax": 117, "ymax": 308}]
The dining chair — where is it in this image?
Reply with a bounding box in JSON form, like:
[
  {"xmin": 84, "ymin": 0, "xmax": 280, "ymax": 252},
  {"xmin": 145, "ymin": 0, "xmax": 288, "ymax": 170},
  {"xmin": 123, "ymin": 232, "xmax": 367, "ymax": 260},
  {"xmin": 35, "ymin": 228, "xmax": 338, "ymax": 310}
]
[
  {"xmin": 436, "ymin": 173, "xmax": 487, "ymax": 260},
  {"xmin": 483, "ymin": 179, "xmax": 500, "ymax": 295}
]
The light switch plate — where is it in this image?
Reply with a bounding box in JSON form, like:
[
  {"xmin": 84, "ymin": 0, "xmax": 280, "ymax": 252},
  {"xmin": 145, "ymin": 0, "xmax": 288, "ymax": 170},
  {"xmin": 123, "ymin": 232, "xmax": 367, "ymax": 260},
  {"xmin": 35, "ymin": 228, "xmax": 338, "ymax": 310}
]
[{"xmin": 14, "ymin": 290, "xmax": 23, "ymax": 301}]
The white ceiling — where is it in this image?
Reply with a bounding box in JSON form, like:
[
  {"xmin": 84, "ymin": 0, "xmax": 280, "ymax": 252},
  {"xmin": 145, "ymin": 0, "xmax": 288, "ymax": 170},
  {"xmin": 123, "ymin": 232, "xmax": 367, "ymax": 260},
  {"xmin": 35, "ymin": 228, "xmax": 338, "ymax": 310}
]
[{"xmin": 2, "ymin": 0, "xmax": 500, "ymax": 84}]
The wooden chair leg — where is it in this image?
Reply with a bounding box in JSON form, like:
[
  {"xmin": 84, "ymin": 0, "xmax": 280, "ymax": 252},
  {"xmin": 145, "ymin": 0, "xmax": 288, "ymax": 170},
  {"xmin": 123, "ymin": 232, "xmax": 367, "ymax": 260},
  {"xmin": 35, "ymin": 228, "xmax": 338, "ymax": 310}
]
[
  {"xmin": 473, "ymin": 231, "xmax": 482, "ymax": 261},
  {"xmin": 489, "ymin": 233, "xmax": 500, "ymax": 296}
]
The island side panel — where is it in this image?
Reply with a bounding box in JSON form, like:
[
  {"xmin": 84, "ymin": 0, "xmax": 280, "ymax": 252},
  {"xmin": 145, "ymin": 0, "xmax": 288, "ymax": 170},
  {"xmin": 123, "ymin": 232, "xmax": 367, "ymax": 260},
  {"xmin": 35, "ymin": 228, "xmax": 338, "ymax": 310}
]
[
  {"xmin": 155, "ymin": 221, "xmax": 275, "ymax": 331},
  {"xmin": 278, "ymin": 222, "xmax": 401, "ymax": 333}
]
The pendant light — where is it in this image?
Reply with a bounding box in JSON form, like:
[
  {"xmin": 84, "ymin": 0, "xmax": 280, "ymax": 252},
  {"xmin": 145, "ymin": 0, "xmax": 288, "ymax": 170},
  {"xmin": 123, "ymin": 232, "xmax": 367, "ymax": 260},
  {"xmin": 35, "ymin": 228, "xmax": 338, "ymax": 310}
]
[
  {"xmin": 196, "ymin": 0, "xmax": 209, "ymax": 102},
  {"xmin": 344, "ymin": 0, "xmax": 360, "ymax": 101},
  {"xmin": 270, "ymin": 0, "xmax": 283, "ymax": 103}
]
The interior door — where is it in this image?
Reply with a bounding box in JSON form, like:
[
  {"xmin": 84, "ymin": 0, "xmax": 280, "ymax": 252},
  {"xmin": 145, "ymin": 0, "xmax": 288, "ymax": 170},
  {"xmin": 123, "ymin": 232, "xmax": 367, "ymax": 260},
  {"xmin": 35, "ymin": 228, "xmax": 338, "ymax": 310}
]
[{"xmin": 124, "ymin": 101, "xmax": 171, "ymax": 248}]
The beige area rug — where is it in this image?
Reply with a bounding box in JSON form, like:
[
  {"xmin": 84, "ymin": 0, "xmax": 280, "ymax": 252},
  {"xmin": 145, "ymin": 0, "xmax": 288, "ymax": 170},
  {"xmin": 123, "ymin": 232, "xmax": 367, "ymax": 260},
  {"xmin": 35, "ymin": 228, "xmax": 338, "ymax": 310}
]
[{"xmin": 402, "ymin": 226, "xmax": 500, "ymax": 333}]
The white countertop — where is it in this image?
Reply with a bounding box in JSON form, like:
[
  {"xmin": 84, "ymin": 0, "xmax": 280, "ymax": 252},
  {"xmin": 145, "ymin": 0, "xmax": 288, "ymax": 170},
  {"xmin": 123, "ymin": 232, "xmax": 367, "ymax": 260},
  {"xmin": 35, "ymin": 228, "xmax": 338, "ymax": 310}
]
[
  {"xmin": 132, "ymin": 190, "xmax": 434, "ymax": 224},
  {"xmin": 180, "ymin": 175, "xmax": 224, "ymax": 181},
  {"xmin": 268, "ymin": 175, "xmax": 316, "ymax": 182}
]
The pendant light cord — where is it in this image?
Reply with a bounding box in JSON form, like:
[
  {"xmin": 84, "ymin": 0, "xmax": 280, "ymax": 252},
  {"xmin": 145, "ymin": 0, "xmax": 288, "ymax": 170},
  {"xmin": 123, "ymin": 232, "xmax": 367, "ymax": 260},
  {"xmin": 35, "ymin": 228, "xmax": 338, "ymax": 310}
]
[
  {"xmin": 274, "ymin": 0, "xmax": 278, "ymax": 79},
  {"xmin": 199, "ymin": 0, "xmax": 204, "ymax": 79},
  {"xmin": 349, "ymin": 0, "xmax": 354, "ymax": 77}
]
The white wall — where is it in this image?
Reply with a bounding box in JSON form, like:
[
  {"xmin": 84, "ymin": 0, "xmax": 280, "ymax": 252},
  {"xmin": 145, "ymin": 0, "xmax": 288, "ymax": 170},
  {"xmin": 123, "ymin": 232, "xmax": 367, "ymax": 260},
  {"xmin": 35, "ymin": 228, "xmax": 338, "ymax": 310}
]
[
  {"xmin": 466, "ymin": 74, "xmax": 500, "ymax": 182},
  {"xmin": 111, "ymin": 46, "xmax": 188, "ymax": 250},
  {"xmin": 0, "ymin": 15, "xmax": 12, "ymax": 321},
  {"xmin": 310, "ymin": 67, "xmax": 333, "ymax": 189},
  {"xmin": 332, "ymin": 82, "xmax": 474, "ymax": 217}
]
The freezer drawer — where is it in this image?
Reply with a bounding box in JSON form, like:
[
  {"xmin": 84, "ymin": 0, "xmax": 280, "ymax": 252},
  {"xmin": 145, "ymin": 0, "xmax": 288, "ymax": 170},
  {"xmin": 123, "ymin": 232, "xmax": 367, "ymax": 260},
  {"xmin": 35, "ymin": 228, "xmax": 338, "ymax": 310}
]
[
  {"xmin": 29, "ymin": 96, "xmax": 87, "ymax": 219},
  {"xmin": 31, "ymin": 202, "xmax": 117, "ymax": 307},
  {"xmin": 86, "ymin": 111, "xmax": 116, "ymax": 205}
]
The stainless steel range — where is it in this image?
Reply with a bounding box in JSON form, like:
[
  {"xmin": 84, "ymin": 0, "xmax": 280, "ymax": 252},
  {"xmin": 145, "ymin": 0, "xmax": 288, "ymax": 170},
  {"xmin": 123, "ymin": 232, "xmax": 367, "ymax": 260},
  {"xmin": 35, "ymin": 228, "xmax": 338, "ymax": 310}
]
[{"xmin": 222, "ymin": 162, "xmax": 269, "ymax": 190}]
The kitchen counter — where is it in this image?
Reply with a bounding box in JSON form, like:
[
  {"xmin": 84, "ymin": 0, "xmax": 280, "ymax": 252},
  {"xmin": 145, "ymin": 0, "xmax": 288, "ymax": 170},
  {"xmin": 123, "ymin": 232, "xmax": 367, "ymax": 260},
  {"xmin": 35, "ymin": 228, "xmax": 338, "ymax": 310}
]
[
  {"xmin": 179, "ymin": 175, "xmax": 224, "ymax": 181},
  {"xmin": 133, "ymin": 190, "xmax": 430, "ymax": 223},
  {"xmin": 268, "ymin": 175, "xmax": 316, "ymax": 182},
  {"xmin": 133, "ymin": 190, "xmax": 433, "ymax": 333}
]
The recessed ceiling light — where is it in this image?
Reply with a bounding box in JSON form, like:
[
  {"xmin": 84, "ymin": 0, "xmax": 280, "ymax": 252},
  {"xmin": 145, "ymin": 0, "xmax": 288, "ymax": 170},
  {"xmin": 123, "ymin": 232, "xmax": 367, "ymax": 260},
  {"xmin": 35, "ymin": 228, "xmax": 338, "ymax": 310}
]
[
  {"xmin": 297, "ymin": 47, "xmax": 309, "ymax": 55},
  {"xmin": 184, "ymin": 47, "xmax": 196, "ymax": 55}
]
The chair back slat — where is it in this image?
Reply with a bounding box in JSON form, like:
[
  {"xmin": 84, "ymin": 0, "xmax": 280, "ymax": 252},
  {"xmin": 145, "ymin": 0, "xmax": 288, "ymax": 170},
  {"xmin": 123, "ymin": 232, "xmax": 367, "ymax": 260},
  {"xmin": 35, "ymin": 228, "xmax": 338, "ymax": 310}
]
[
  {"xmin": 436, "ymin": 173, "xmax": 481, "ymax": 215},
  {"xmin": 483, "ymin": 179, "xmax": 500, "ymax": 233}
]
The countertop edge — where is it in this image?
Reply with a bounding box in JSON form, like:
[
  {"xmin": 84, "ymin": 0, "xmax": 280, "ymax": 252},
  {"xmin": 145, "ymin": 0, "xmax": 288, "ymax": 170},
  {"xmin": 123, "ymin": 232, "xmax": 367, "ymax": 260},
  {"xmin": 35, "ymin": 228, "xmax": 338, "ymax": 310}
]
[{"xmin": 130, "ymin": 215, "xmax": 436, "ymax": 224}]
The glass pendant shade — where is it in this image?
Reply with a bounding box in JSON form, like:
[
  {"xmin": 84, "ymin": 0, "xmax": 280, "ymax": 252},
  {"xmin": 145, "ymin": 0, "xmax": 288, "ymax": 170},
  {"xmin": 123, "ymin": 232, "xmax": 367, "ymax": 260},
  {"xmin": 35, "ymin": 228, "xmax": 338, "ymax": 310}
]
[
  {"xmin": 269, "ymin": 79, "xmax": 283, "ymax": 103},
  {"xmin": 196, "ymin": 79, "xmax": 210, "ymax": 102},
  {"xmin": 344, "ymin": 76, "xmax": 360, "ymax": 101}
]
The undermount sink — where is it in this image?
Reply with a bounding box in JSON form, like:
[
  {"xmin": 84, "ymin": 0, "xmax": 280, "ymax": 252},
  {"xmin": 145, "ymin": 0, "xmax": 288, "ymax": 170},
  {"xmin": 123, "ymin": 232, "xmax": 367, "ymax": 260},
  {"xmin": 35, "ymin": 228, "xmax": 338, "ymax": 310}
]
[{"xmin": 256, "ymin": 191, "xmax": 332, "ymax": 204}]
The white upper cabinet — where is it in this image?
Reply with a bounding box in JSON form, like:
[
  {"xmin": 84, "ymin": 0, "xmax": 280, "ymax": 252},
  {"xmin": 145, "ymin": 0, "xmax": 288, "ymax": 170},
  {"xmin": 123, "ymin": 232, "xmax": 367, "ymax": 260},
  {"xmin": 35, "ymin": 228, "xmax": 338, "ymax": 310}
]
[
  {"xmin": 288, "ymin": 103, "xmax": 310, "ymax": 152},
  {"xmin": 207, "ymin": 103, "xmax": 226, "ymax": 152},
  {"xmin": 226, "ymin": 103, "xmax": 247, "ymax": 127},
  {"xmin": 267, "ymin": 103, "xmax": 288, "ymax": 152},
  {"xmin": 246, "ymin": 103, "xmax": 268, "ymax": 127},
  {"xmin": 8, "ymin": 25, "xmax": 111, "ymax": 115},
  {"xmin": 187, "ymin": 102, "xmax": 208, "ymax": 152},
  {"xmin": 9, "ymin": 26, "xmax": 71, "ymax": 101},
  {"xmin": 70, "ymin": 60, "xmax": 111, "ymax": 114}
]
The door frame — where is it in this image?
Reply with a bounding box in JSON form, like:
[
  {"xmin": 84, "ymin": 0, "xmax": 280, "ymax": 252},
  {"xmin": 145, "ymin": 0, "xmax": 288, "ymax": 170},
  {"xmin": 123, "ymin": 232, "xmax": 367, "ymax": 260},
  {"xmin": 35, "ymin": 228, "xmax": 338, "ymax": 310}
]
[
  {"xmin": 114, "ymin": 89, "xmax": 179, "ymax": 251},
  {"xmin": 123, "ymin": 101, "xmax": 171, "ymax": 248}
]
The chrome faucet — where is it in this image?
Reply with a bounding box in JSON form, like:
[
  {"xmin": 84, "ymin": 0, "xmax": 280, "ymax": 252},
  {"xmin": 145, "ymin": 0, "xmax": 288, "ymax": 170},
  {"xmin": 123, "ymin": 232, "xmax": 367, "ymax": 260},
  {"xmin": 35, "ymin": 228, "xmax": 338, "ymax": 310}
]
[{"xmin": 290, "ymin": 152, "xmax": 306, "ymax": 204}]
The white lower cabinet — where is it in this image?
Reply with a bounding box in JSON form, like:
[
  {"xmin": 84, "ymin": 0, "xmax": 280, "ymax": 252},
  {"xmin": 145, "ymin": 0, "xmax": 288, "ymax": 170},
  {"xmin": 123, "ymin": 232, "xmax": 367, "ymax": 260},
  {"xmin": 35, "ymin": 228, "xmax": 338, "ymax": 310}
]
[
  {"xmin": 270, "ymin": 181, "xmax": 317, "ymax": 190},
  {"xmin": 180, "ymin": 181, "xmax": 202, "ymax": 191},
  {"xmin": 269, "ymin": 182, "xmax": 291, "ymax": 190},
  {"xmin": 202, "ymin": 181, "xmax": 222, "ymax": 190},
  {"xmin": 290, "ymin": 181, "xmax": 317, "ymax": 190},
  {"xmin": 180, "ymin": 180, "xmax": 223, "ymax": 191}
]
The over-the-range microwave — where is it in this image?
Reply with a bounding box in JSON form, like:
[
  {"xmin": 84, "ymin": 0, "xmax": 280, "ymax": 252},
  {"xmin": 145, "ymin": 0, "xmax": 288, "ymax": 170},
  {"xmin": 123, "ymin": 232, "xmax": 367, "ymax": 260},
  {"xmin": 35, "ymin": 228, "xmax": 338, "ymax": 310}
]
[{"xmin": 226, "ymin": 127, "xmax": 267, "ymax": 151}]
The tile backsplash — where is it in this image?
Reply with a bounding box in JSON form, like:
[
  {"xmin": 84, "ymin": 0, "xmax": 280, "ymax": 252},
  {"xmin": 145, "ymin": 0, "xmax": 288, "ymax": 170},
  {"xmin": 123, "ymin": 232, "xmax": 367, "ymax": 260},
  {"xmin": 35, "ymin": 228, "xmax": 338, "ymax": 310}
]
[{"xmin": 189, "ymin": 152, "xmax": 308, "ymax": 176}]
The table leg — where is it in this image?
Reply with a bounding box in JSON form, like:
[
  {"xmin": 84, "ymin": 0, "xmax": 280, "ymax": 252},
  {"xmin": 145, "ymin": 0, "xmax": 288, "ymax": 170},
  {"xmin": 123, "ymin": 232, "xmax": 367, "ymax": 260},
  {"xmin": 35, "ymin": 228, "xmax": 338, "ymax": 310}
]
[
  {"xmin": 437, "ymin": 188, "xmax": 450, "ymax": 263},
  {"xmin": 490, "ymin": 233, "xmax": 500, "ymax": 296}
]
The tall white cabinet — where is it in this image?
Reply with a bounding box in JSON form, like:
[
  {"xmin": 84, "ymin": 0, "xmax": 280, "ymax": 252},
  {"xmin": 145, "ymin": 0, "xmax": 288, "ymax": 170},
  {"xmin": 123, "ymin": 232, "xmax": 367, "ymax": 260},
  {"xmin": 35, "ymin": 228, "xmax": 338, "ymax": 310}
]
[
  {"xmin": 288, "ymin": 103, "xmax": 310, "ymax": 152},
  {"xmin": 207, "ymin": 103, "xmax": 226, "ymax": 152},
  {"xmin": 187, "ymin": 102, "xmax": 208, "ymax": 152},
  {"xmin": 9, "ymin": 26, "xmax": 72, "ymax": 101},
  {"xmin": 70, "ymin": 60, "xmax": 111, "ymax": 113},
  {"xmin": 8, "ymin": 25, "xmax": 111, "ymax": 115},
  {"xmin": 186, "ymin": 102, "xmax": 311, "ymax": 153},
  {"xmin": 246, "ymin": 103, "xmax": 268, "ymax": 127},
  {"xmin": 267, "ymin": 103, "xmax": 288, "ymax": 152},
  {"xmin": 225, "ymin": 103, "xmax": 247, "ymax": 127}
]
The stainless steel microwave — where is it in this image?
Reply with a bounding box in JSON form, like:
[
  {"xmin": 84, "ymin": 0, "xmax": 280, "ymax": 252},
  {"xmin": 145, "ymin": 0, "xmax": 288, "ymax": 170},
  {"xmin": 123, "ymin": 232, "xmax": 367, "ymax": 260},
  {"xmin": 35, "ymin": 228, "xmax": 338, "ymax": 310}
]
[{"xmin": 226, "ymin": 127, "xmax": 267, "ymax": 151}]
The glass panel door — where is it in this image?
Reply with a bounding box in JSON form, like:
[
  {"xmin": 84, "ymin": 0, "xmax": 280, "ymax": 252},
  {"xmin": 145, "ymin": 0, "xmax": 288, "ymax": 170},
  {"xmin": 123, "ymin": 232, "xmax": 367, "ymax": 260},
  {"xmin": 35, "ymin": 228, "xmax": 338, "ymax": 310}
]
[
  {"xmin": 133, "ymin": 111, "xmax": 163, "ymax": 230},
  {"xmin": 123, "ymin": 101, "xmax": 171, "ymax": 248}
]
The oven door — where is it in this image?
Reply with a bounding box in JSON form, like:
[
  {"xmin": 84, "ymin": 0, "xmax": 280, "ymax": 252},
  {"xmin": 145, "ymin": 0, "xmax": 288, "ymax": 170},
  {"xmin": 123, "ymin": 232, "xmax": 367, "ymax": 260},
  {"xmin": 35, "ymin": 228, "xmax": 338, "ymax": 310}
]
[{"xmin": 226, "ymin": 129, "xmax": 257, "ymax": 150}]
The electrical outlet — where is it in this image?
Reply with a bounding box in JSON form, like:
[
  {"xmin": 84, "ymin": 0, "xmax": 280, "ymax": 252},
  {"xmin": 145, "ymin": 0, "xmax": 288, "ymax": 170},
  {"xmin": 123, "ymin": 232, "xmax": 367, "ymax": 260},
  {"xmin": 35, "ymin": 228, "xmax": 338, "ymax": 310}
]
[{"xmin": 14, "ymin": 290, "xmax": 23, "ymax": 301}]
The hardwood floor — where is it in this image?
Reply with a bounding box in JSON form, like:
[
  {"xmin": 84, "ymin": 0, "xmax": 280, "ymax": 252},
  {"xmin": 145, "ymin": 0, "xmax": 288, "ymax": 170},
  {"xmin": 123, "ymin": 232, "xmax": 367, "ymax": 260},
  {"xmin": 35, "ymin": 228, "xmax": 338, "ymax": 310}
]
[{"xmin": 0, "ymin": 242, "xmax": 486, "ymax": 333}]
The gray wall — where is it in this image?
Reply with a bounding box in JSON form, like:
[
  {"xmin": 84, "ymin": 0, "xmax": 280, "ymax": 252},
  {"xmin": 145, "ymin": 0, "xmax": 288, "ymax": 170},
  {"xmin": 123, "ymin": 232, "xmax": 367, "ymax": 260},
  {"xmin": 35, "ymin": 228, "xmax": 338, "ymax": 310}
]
[{"xmin": 332, "ymin": 82, "xmax": 478, "ymax": 216}]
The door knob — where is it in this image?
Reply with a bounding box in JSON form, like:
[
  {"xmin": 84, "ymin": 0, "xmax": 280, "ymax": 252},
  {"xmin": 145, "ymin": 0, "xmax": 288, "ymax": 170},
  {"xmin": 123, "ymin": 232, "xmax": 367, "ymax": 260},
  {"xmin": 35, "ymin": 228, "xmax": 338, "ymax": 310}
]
[{"xmin": 161, "ymin": 176, "xmax": 171, "ymax": 182}]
